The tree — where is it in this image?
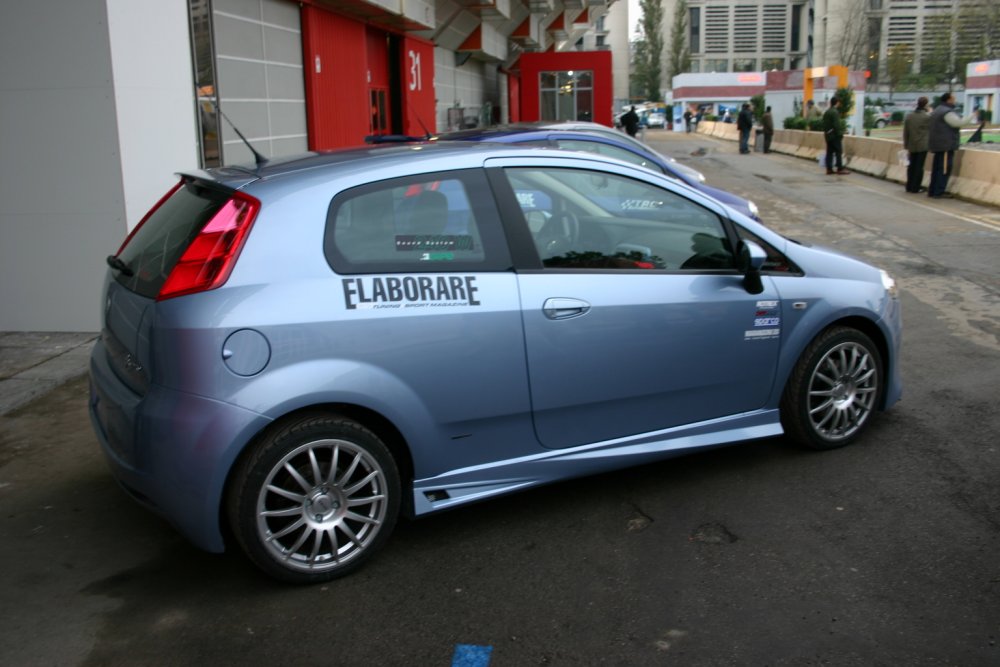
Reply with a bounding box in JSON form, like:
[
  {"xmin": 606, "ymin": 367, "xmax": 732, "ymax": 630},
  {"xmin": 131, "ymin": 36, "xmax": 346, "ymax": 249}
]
[
  {"xmin": 631, "ymin": 0, "xmax": 665, "ymax": 102},
  {"xmin": 666, "ymin": 0, "xmax": 691, "ymax": 81},
  {"xmin": 831, "ymin": 0, "xmax": 870, "ymax": 71},
  {"xmin": 956, "ymin": 0, "xmax": 1000, "ymax": 60},
  {"xmin": 886, "ymin": 44, "xmax": 913, "ymax": 101},
  {"xmin": 629, "ymin": 38, "xmax": 651, "ymax": 100},
  {"xmin": 833, "ymin": 87, "xmax": 855, "ymax": 117},
  {"xmin": 910, "ymin": 1, "xmax": 998, "ymax": 87},
  {"xmin": 750, "ymin": 94, "xmax": 766, "ymax": 122},
  {"xmin": 831, "ymin": 87, "xmax": 855, "ymax": 135}
]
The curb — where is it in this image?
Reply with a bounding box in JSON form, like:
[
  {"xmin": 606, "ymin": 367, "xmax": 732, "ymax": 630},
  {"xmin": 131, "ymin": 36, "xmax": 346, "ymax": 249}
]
[{"xmin": 0, "ymin": 333, "xmax": 96, "ymax": 416}]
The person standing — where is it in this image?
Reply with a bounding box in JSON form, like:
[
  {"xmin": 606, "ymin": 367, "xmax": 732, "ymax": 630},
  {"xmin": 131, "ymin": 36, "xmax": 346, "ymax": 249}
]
[
  {"xmin": 902, "ymin": 97, "xmax": 930, "ymax": 193},
  {"xmin": 684, "ymin": 108, "xmax": 693, "ymax": 133},
  {"xmin": 761, "ymin": 106, "xmax": 774, "ymax": 153},
  {"xmin": 927, "ymin": 93, "xmax": 976, "ymax": 198},
  {"xmin": 822, "ymin": 97, "xmax": 849, "ymax": 175},
  {"xmin": 806, "ymin": 100, "xmax": 823, "ymax": 123},
  {"xmin": 620, "ymin": 106, "xmax": 640, "ymax": 138},
  {"xmin": 737, "ymin": 103, "xmax": 754, "ymax": 154}
]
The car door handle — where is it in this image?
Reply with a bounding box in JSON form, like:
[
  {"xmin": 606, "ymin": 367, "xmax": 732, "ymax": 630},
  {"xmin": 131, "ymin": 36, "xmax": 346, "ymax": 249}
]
[{"xmin": 543, "ymin": 298, "xmax": 591, "ymax": 320}]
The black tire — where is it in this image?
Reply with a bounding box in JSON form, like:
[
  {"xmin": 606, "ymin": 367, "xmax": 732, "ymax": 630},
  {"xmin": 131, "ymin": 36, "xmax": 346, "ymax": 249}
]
[
  {"xmin": 227, "ymin": 414, "xmax": 400, "ymax": 584},
  {"xmin": 781, "ymin": 326, "xmax": 884, "ymax": 450}
]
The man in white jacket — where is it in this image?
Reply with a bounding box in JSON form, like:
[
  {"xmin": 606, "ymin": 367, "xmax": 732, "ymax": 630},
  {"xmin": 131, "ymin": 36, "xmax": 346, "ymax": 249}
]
[{"xmin": 927, "ymin": 93, "xmax": 977, "ymax": 198}]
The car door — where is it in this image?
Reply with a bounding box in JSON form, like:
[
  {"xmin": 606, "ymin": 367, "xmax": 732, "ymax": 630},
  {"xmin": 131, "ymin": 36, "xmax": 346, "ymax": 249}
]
[
  {"xmin": 325, "ymin": 169, "xmax": 540, "ymax": 471},
  {"xmin": 488, "ymin": 158, "xmax": 782, "ymax": 450}
]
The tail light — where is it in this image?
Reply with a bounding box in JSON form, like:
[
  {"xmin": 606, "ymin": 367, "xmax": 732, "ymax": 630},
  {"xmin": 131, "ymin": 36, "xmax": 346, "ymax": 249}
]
[{"xmin": 157, "ymin": 192, "xmax": 260, "ymax": 301}]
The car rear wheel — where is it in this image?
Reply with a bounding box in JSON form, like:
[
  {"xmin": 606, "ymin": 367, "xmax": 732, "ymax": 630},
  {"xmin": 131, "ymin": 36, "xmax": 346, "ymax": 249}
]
[
  {"xmin": 781, "ymin": 326, "xmax": 883, "ymax": 450},
  {"xmin": 228, "ymin": 415, "xmax": 400, "ymax": 583}
]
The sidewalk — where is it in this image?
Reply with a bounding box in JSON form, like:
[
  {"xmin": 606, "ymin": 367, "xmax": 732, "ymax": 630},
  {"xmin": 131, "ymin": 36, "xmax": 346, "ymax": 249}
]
[{"xmin": 0, "ymin": 332, "xmax": 96, "ymax": 415}]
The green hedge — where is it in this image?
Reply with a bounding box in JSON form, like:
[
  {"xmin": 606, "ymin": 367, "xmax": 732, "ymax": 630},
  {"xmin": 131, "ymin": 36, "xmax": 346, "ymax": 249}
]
[{"xmin": 782, "ymin": 117, "xmax": 841, "ymax": 132}]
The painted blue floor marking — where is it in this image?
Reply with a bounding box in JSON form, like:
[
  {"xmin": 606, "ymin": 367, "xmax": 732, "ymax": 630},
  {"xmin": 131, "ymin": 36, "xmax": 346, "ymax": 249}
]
[{"xmin": 451, "ymin": 643, "xmax": 492, "ymax": 667}]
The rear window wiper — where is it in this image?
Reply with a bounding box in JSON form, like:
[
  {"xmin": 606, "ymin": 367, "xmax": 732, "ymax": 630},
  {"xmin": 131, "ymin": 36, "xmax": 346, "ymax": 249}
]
[{"xmin": 106, "ymin": 255, "xmax": 134, "ymax": 277}]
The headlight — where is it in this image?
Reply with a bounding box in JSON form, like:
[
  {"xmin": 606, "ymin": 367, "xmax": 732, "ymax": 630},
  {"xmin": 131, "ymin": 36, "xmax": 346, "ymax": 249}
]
[
  {"xmin": 880, "ymin": 270, "xmax": 898, "ymax": 298},
  {"xmin": 747, "ymin": 200, "xmax": 759, "ymax": 218}
]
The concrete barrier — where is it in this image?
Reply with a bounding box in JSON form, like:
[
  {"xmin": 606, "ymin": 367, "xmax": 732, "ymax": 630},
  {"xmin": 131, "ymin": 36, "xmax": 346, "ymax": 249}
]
[
  {"xmin": 696, "ymin": 123, "xmax": 1000, "ymax": 207},
  {"xmin": 843, "ymin": 135, "xmax": 897, "ymax": 179}
]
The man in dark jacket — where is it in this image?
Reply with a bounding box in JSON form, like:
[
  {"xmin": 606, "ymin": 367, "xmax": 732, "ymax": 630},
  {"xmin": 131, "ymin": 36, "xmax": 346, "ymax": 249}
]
[
  {"xmin": 903, "ymin": 97, "xmax": 930, "ymax": 193},
  {"xmin": 737, "ymin": 103, "xmax": 754, "ymax": 153},
  {"xmin": 822, "ymin": 97, "xmax": 849, "ymax": 175},
  {"xmin": 620, "ymin": 106, "xmax": 640, "ymax": 137},
  {"xmin": 927, "ymin": 93, "xmax": 975, "ymax": 198}
]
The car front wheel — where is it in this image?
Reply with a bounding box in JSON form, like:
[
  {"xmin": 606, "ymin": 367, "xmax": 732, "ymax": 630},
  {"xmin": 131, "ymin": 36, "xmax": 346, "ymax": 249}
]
[
  {"xmin": 228, "ymin": 414, "xmax": 400, "ymax": 583},
  {"xmin": 781, "ymin": 326, "xmax": 883, "ymax": 450}
]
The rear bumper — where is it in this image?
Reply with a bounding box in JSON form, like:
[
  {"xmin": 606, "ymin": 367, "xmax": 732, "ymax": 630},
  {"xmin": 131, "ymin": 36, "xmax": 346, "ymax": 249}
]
[{"xmin": 89, "ymin": 340, "xmax": 271, "ymax": 552}]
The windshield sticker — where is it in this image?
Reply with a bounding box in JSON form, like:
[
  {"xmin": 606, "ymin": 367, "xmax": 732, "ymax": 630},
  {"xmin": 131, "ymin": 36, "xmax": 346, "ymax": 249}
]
[
  {"xmin": 342, "ymin": 275, "xmax": 481, "ymax": 310},
  {"xmin": 396, "ymin": 235, "xmax": 474, "ymax": 252},
  {"xmin": 620, "ymin": 199, "xmax": 665, "ymax": 211},
  {"xmin": 515, "ymin": 189, "xmax": 551, "ymax": 211},
  {"xmin": 420, "ymin": 252, "xmax": 455, "ymax": 262}
]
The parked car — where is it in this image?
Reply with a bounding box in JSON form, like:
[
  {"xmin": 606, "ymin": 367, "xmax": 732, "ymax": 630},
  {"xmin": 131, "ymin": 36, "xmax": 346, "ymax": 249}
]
[
  {"xmin": 645, "ymin": 110, "xmax": 667, "ymax": 128},
  {"xmin": 90, "ymin": 142, "xmax": 902, "ymax": 583},
  {"xmin": 528, "ymin": 120, "xmax": 707, "ymax": 184},
  {"xmin": 870, "ymin": 106, "xmax": 892, "ymax": 128},
  {"xmin": 434, "ymin": 124, "xmax": 760, "ymax": 220}
]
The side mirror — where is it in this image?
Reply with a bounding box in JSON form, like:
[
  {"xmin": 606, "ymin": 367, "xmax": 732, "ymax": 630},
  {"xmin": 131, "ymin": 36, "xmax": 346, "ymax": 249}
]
[{"xmin": 737, "ymin": 240, "xmax": 767, "ymax": 294}]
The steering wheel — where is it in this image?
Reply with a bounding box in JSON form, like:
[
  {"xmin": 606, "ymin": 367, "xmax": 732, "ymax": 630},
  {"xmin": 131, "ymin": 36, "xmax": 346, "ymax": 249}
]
[{"xmin": 537, "ymin": 211, "xmax": 580, "ymax": 258}]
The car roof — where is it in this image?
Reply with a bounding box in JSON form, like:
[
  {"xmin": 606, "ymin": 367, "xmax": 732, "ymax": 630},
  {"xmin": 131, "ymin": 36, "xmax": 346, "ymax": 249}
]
[
  {"xmin": 185, "ymin": 141, "xmax": 542, "ymax": 190},
  {"xmin": 434, "ymin": 127, "xmax": 550, "ymax": 142},
  {"xmin": 436, "ymin": 125, "xmax": 652, "ymax": 150}
]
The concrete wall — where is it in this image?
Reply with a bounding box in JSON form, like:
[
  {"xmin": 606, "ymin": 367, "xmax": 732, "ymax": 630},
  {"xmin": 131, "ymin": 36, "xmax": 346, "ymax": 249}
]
[
  {"xmin": 0, "ymin": 1, "xmax": 197, "ymax": 332},
  {"xmin": 606, "ymin": 0, "xmax": 630, "ymax": 106},
  {"xmin": 698, "ymin": 121, "xmax": 1000, "ymax": 207},
  {"xmin": 106, "ymin": 0, "xmax": 200, "ymax": 230}
]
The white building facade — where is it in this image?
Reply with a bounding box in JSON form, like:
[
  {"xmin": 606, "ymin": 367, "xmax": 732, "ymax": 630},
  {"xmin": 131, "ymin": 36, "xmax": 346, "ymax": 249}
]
[{"xmin": 659, "ymin": 0, "xmax": 996, "ymax": 90}]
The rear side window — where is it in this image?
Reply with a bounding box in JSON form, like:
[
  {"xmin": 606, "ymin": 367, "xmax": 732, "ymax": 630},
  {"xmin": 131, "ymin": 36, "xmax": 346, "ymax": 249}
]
[
  {"xmin": 115, "ymin": 180, "xmax": 231, "ymax": 298},
  {"xmin": 325, "ymin": 170, "xmax": 510, "ymax": 274}
]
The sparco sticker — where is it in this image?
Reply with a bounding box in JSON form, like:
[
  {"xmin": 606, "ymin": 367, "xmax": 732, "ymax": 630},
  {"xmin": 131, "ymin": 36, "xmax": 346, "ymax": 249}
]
[
  {"xmin": 342, "ymin": 275, "xmax": 481, "ymax": 310},
  {"xmin": 746, "ymin": 299, "xmax": 780, "ymax": 340}
]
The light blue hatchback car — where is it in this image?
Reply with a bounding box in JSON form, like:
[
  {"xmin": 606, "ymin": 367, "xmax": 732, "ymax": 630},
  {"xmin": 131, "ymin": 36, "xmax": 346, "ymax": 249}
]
[{"xmin": 90, "ymin": 142, "xmax": 902, "ymax": 583}]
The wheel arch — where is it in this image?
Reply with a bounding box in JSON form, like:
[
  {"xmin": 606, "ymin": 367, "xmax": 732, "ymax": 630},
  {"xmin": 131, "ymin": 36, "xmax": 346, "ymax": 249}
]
[
  {"xmin": 220, "ymin": 402, "xmax": 416, "ymax": 546},
  {"xmin": 791, "ymin": 315, "xmax": 893, "ymax": 410}
]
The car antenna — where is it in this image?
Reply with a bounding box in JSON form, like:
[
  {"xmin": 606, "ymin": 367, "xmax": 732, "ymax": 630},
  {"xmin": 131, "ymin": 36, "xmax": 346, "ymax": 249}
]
[
  {"xmin": 213, "ymin": 100, "xmax": 269, "ymax": 169},
  {"xmin": 414, "ymin": 112, "xmax": 432, "ymax": 139}
]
